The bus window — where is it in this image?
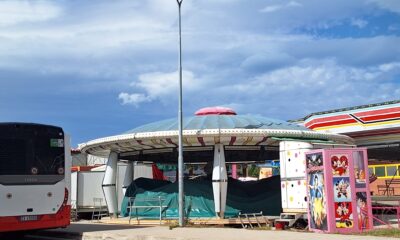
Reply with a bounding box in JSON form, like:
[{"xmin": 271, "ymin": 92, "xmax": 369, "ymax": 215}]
[{"xmin": 0, "ymin": 123, "xmax": 65, "ymax": 185}]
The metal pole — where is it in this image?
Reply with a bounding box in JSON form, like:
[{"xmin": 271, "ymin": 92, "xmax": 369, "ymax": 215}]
[{"xmin": 176, "ymin": 0, "xmax": 185, "ymax": 227}]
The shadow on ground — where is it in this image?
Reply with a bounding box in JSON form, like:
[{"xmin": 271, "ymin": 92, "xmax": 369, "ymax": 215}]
[
  {"xmin": 50, "ymin": 222, "xmax": 150, "ymax": 233},
  {"xmin": 0, "ymin": 222, "xmax": 150, "ymax": 240}
]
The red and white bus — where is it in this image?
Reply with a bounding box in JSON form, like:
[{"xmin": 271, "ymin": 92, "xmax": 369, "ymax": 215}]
[{"xmin": 0, "ymin": 123, "xmax": 71, "ymax": 232}]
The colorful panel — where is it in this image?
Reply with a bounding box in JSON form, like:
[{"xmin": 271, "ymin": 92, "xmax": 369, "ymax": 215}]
[
  {"xmin": 356, "ymin": 192, "xmax": 369, "ymax": 230},
  {"xmin": 331, "ymin": 154, "xmax": 349, "ymax": 177},
  {"xmin": 353, "ymin": 151, "xmax": 367, "ymax": 188},
  {"xmin": 308, "ymin": 171, "xmax": 328, "ymax": 230},
  {"xmin": 333, "ymin": 177, "xmax": 352, "ymax": 202},
  {"xmin": 335, "ymin": 202, "xmax": 354, "ymax": 228},
  {"xmin": 306, "ymin": 152, "xmax": 323, "ymax": 168}
]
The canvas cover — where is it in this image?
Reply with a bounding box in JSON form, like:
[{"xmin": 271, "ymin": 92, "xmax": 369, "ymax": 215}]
[{"xmin": 120, "ymin": 176, "xmax": 281, "ymax": 218}]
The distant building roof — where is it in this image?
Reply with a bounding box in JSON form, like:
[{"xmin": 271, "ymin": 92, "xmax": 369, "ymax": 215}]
[{"xmin": 291, "ymin": 99, "xmax": 400, "ymax": 122}]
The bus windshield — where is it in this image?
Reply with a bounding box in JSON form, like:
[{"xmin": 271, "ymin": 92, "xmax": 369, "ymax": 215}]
[{"xmin": 0, "ymin": 123, "xmax": 65, "ymax": 185}]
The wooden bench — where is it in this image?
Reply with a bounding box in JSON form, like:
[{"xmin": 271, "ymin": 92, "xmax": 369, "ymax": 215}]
[
  {"xmin": 378, "ymin": 179, "xmax": 400, "ymax": 196},
  {"xmin": 377, "ymin": 185, "xmax": 394, "ymax": 196},
  {"xmin": 126, "ymin": 196, "xmax": 168, "ymax": 224}
]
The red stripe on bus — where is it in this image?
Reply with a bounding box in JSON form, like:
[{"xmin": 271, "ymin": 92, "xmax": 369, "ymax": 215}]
[{"xmin": 0, "ymin": 205, "xmax": 70, "ymax": 233}]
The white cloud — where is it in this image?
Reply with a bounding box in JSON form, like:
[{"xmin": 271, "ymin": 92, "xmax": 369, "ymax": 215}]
[
  {"xmin": 218, "ymin": 59, "xmax": 400, "ymax": 118},
  {"xmin": 379, "ymin": 62, "xmax": 400, "ymax": 72},
  {"xmin": 119, "ymin": 70, "xmax": 203, "ymax": 106},
  {"xmin": 0, "ymin": 0, "xmax": 399, "ymax": 147},
  {"xmin": 118, "ymin": 93, "xmax": 152, "ymax": 107},
  {"xmin": 135, "ymin": 70, "xmax": 200, "ymax": 96},
  {"xmin": 260, "ymin": 1, "xmax": 302, "ymax": 13},
  {"xmin": 0, "ymin": 0, "xmax": 399, "ymax": 117},
  {"xmin": 260, "ymin": 5, "xmax": 282, "ymax": 13},
  {"xmin": 236, "ymin": 60, "xmax": 400, "ymax": 94},
  {"xmin": 0, "ymin": 0, "xmax": 62, "ymax": 26},
  {"xmin": 351, "ymin": 18, "xmax": 368, "ymax": 28}
]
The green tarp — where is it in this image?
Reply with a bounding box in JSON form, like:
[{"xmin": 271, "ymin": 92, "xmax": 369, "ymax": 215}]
[{"xmin": 120, "ymin": 176, "xmax": 282, "ymax": 219}]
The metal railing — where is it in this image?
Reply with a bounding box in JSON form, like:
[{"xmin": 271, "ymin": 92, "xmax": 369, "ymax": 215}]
[
  {"xmin": 238, "ymin": 212, "xmax": 269, "ymax": 228},
  {"xmin": 126, "ymin": 196, "xmax": 167, "ymax": 224},
  {"xmin": 91, "ymin": 198, "xmax": 108, "ymax": 221}
]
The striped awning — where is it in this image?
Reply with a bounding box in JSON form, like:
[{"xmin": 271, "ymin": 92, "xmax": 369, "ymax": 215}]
[{"xmin": 79, "ymin": 128, "xmax": 354, "ymax": 156}]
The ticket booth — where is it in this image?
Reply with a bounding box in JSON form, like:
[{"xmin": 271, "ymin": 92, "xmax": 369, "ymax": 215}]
[{"xmin": 306, "ymin": 148, "xmax": 373, "ymax": 233}]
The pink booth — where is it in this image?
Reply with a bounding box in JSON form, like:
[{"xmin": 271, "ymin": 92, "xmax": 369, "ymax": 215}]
[{"xmin": 306, "ymin": 148, "xmax": 373, "ymax": 233}]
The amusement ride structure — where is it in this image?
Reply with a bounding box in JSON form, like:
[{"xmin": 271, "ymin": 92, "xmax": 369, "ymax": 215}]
[{"xmin": 79, "ymin": 107, "xmax": 353, "ymax": 219}]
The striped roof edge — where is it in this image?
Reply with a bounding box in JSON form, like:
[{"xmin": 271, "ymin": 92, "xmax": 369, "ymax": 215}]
[{"xmin": 289, "ymin": 99, "xmax": 400, "ymax": 123}]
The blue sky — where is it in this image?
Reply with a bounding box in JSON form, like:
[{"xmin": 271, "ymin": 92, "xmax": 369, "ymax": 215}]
[{"xmin": 0, "ymin": 0, "xmax": 399, "ymax": 147}]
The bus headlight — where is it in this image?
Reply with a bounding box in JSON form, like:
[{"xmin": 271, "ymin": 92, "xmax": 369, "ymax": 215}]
[
  {"xmin": 31, "ymin": 167, "xmax": 38, "ymax": 175},
  {"xmin": 57, "ymin": 167, "xmax": 64, "ymax": 175}
]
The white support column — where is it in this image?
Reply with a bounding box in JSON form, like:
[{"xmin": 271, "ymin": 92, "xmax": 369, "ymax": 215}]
[
  {"xmin": 212, "ymin": 144, "xmax": 228, "ymax": 219},
  {"xmin": 103, "ymin": 151, "xmax": 118, "ymax": 218},
  {"xmin": 122, "ymin": 161, "xmax": 134, "ymax": 196}
]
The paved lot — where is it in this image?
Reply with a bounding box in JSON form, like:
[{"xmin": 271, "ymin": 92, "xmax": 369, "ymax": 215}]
[{"xmin": 19, "ymin": 222, "xmax": 394, "ymax": 240}]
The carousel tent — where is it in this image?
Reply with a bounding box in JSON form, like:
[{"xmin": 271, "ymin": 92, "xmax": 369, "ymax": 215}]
[
  {"xmin": 79, "ymin": 107, "xmax": 354, "ymax": 218},
  {"xmin": 79, "ymin": 109, "xmax": 353, "ymax": 160}
]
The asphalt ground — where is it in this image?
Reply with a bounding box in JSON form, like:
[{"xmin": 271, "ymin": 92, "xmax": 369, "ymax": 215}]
[{"xmin": 1, "ymin": 222, "xmax": 396, "ymax": 240}]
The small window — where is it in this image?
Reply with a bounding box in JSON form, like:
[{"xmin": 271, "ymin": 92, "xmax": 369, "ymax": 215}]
[
  {"xmin": 368, "ymin": 167, "xmax": 374, "ymax": 176},
  {"xmin": 387, "ymin": 166, "xmax": 398, "ymax": 177},
  {"xmin": 375, "ymin": 166, "xmax": 386, "ymax": 177}
]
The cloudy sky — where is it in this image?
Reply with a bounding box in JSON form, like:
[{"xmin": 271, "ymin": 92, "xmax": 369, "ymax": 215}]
[{"xmin": 0, "ymin": 0, "xmax": 399, "ymax": 146}]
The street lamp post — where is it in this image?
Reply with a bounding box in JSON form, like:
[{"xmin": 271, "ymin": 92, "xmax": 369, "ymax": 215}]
[{"xmin": 176, "ymin": 0, "xmax": 185, "ymax": 227}]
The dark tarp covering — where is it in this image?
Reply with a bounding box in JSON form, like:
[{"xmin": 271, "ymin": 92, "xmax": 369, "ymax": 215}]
[{"xmin": 120, "ymin": 176, "xmax": 282, "ymax": 218}]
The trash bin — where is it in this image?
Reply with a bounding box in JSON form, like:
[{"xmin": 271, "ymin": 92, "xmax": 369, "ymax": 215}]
[{"xmin": 275, "ymin": 221, "xmax": 285, "ymax": 230}]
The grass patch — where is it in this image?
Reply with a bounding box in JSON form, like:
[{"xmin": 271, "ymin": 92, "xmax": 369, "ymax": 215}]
[{"xmin": 360, "ymin": 228, "xmax": 400, "ymax": 238}]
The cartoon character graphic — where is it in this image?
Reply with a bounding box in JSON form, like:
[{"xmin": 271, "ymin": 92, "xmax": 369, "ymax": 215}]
[
  {"xmin": 356, "ymin": 192, "xmax": 369, "ymax": 230},
  {"xmin": 331, "ymin": 155, "xmax": 349, "ymax": 176},
  {"xmin": 356, "ymin": 169, "xmax": 366, "ymax": 181},
  {"xmin": 308, "ymin": 172, "xmax": 327, "ymax": 230},
  {"xmin": 335, "ymin": 202, "xmax": 353, "ymax": 228},
  {"xmin": 331, "ymin": 156, "xmax": 339, "ymax": 168},
  {"xmin": 334, "ymin": 177, "xmax": 352, "ymax": 202},
  {"xmin": 354, "ymin": 151, "xmax": 367, "ymax": 187},
  {"xmin": 336, "ymin": 179, "xmax": 350, "ymax": 198},
  {"xmin": 307, "ymin": 153, "xmax": 323, "ymax": 168}
]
